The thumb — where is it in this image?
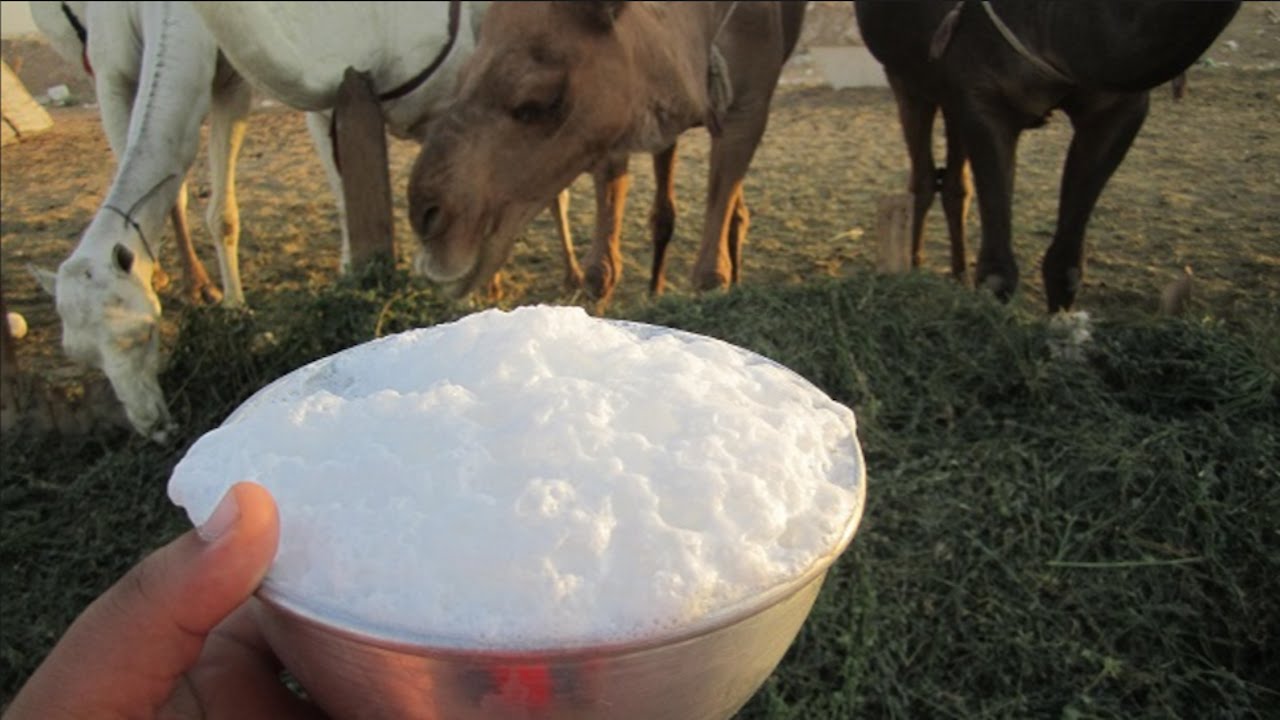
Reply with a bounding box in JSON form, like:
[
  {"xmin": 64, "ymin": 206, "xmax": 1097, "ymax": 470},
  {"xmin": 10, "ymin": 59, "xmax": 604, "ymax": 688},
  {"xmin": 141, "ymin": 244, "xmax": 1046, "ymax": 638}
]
[{"xmin": 8, "ymin": 482, "xmax": 280, "ymax": 718}]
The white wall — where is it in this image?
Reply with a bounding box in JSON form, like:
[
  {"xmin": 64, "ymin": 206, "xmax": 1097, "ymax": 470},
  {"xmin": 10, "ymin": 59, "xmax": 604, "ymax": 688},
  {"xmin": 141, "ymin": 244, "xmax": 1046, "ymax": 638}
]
[{"xmin": 1, "ymin": 1, "xmax": 39, "ymax": 39}]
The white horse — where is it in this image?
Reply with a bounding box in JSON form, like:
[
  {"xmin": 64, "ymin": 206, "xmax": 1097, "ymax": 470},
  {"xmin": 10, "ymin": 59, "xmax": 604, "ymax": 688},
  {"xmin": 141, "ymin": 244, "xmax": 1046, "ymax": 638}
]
[
  {"xmin": 30, "ymin": 1, "xmax": 252, "ymax": 441},
  {"xmin": 192, "ymin": 1, "xmax": 581, "ymax": 284},
  {"xmin": 31, "ymin": 1, "xmax": 231, "ymax": 305}
]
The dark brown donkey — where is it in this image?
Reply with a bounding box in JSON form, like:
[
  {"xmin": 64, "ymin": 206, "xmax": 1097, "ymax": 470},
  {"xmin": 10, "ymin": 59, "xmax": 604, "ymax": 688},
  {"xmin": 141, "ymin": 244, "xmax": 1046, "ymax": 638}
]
[
  {"xmin": 856, "ymin": 1, "xmax": 1239, "ymax": 311},
  {"xmin": 407, "ymin": 1, "xmax": 806, "ymax": 302}
]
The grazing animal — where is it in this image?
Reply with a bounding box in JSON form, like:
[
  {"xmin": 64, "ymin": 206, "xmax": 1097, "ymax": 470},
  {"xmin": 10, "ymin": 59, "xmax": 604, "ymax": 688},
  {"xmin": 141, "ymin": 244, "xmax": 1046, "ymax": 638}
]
[
  {"xmin": 856, "ymin": 0, "xmax": 1239, "ymax": 311},
  {"xmin": 190, "ymin": 1, "xmax": 583, "ymax": 289},
  {"xmin": 30, "ymin": 1, "xmax": 228, "ymax": 305},
  {"xmin": 30, "ymin": 1, "xmax": 252, "ymax": 441},
  {"xmin": 406, "ymin": 1, "xmax": 807, "ymax": 299}
]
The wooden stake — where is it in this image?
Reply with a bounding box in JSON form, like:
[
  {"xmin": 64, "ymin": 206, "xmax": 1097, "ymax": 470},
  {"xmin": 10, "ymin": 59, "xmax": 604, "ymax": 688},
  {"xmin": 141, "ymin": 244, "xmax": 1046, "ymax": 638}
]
[{"xmin": 334, "ymin": 67, "xmax": 395, "ymax": 273}]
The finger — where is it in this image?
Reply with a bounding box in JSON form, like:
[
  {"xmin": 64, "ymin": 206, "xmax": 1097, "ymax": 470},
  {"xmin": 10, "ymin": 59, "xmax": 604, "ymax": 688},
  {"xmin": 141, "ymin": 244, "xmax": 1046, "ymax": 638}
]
[
  {"xmin": 8, "ymin": 482, "xmax": 280, "ymax": 719},
  {"xmin": 166, "ymin": 603, "xmax": 327, "ymax": 719}
]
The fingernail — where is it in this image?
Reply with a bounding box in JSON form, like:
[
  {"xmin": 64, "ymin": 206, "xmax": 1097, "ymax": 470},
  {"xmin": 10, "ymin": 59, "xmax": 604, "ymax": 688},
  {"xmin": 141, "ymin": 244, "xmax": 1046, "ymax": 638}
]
[{"xmin": 198, "ymin": 487, "xmax": 241, "ymax": 542}]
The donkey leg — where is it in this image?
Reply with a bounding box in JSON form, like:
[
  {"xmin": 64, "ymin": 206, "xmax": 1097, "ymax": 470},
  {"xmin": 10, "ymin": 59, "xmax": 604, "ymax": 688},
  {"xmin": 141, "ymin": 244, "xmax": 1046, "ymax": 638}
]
[
  {"xmin": 305, "ymin": 110, "xmax": 352, "ymax": 274},
  {"xmin": 583, "ymin": 152, "xmax": 631, "ymax": 303},
  {"xmin": 648, "ymin": 143, "xmax": 678, "ymax": 296},
  {"xmin": 889, "ymin": 73, "xmax": 937, "ymax": 269},
  {"xmin": 204, "ymin": 75, "xmax": 251, "ymax": 308},
  {"xmin": 939, "ymin": 109, "xmax": 973, "ymax": 283},
  {"xmin": 1044, "ymin": 92, "xmax": 1150, "ymax": 312},
  {"xmin": 693, "ymin": 118, "xmax": 768, "ymax": 292},
  {"xmin": 549, "ymin": 189, "xmax": 583, "ymax": 291},
  {"xmin": 958, "ymin": 104, "xmax": 1022, "ymax": 301},
  {"xmin": 169, "ymin": 180, "xmax": 220, "ymax": 303}
]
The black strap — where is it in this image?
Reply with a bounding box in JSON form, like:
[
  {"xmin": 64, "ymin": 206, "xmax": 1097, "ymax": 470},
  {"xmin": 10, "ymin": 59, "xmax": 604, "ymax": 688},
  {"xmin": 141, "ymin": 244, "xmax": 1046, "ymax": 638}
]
[
  {"xmin": 60, "ymin": 1, "xmax": 88, "ymax": 46},
  {"xmin": 330, "ymin": 0, "xmax": 463, "ymax": 175},
  {"xmin": 378, "ymin": 0, "xmax": 463, "ymax": 102}
]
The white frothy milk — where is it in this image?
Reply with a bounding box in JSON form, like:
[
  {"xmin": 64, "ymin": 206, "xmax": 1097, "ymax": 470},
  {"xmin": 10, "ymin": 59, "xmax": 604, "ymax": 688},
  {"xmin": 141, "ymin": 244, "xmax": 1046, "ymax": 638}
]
[{"xmin": 169, "ymin": 306, "xmax": 864, "ymax": 648}]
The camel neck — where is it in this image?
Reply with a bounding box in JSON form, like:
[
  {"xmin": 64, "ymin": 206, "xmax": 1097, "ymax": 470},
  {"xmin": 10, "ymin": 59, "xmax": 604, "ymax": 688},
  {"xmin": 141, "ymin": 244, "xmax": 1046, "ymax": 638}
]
[{"xmin": 617, "ymin": 2, "xmax": 727, "ymax": 152}]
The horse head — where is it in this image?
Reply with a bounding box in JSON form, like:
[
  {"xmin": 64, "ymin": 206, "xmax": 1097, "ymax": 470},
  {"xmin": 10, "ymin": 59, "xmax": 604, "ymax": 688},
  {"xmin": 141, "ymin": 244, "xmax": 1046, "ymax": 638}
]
[
  {"xmin": 408, "ymin": 1, "xmax": 636, "ymax": 296},
  {"xmin": 33, "ymin": 212, "xmax": 171, "ymax": 442}
]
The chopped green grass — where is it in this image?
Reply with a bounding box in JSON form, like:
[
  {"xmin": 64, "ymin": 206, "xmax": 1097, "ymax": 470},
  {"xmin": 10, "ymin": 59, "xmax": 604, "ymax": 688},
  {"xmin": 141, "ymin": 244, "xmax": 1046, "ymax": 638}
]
[{"xmin": 3, "ymin": 270, "xmax": 1277, "ymax": 717}]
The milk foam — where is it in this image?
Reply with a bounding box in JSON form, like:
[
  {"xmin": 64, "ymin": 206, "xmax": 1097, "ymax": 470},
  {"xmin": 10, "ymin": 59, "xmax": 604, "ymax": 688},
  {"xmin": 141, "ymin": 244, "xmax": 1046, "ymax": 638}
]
[{"xmin": 169, "ymin": 306, "xmax": 864, "ymax": 648}]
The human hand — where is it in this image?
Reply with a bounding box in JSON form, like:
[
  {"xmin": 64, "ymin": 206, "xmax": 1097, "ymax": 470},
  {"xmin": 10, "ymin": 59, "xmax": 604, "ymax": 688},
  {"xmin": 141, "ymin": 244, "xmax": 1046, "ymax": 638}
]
[{"xmin": 7, "ymin": 482, "xmax": 323, "ymax": 719}]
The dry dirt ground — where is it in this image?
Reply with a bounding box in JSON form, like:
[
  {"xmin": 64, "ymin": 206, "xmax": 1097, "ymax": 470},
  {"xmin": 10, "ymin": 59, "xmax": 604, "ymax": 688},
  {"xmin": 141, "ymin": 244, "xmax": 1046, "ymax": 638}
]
[{"xmin": 2, "ymin": 4, "xmax": 1277, "ymax": 426}]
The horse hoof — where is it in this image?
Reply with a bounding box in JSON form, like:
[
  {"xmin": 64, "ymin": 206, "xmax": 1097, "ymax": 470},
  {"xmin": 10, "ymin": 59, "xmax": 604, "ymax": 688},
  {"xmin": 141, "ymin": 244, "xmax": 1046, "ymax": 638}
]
[
  {"xmin": 980, "ymin": 274, "xmax": 1015, "ymax": 302},
  {"xmin": 199, "ymin": 285, "xmax": 224, "ymax": 305},
  {"xmin": 152, "ymin": 267, "xmax": 172, "ymax": 292}
]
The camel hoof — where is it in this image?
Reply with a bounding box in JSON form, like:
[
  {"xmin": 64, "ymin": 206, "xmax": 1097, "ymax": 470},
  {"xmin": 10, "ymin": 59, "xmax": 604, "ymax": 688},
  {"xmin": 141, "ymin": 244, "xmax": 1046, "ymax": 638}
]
[
  {"xmin": 583, "ymin": 263, "xmax": 617, "ymax": 302},
  {"xmin": 563, "ymin": 268, "xmax": 585, "ymax": 292},
  {"xmin": 693, "ymin": 270, "xmax": 731, "ymax": 293}
]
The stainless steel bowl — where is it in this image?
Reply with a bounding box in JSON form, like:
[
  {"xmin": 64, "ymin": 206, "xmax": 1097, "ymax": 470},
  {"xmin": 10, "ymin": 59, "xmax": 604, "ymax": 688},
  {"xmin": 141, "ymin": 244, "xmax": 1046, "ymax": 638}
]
[{"xmin": 250, "ymin": 322, "xmax": 868, "ymax": 719}]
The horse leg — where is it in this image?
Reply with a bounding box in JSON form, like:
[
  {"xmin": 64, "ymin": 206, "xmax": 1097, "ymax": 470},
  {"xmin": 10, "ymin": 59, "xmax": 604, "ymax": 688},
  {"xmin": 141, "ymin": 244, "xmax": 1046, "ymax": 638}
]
[
  {"xmin": 958, "ymin": 104, "xmax": 1022, "ymax": 301},
  {"xmin": 939, "ymin": 109, "xmax": 973, "ymax": 283},
  {"xmin": 204, "ymin": 74, "xmax": 251, "ymax": 308},
  {"xmin": 648, "ymin": 142, "xmax": 678, "ymax": 296},
  {"xmin": 1044, "ymin": 91, "xmax": 1150, "ymax": 312},
  {"xmin": 549, "ymin": 189, "xmax": 583, "ymax": 291},
  {"xmin": 305, "ymin": 110, "xmax": 352, "ymax": 274},
  {"xmin": 692, "ymin": 116, "xmax": 767, "ymax": 292},
  {"xmin": 727, "ymin": 189, "xmax": 749, "ymax": 285},
  {"xmin": 889, "ymin": 72, "xmax": 937, "ymax": 269},
  {"xmin": 169, "ymin": 180, "xmax": 220, "ymax": 303},
  {"xmin": 583, "ymin": 152, "xmax": 630, "ymax": 304}
]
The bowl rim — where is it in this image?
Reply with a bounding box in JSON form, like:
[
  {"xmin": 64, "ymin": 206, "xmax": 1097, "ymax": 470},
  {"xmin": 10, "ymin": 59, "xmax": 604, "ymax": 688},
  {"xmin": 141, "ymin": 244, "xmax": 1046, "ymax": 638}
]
[{"xmin": 251, "ymin": 318, "xmax": 868, "ymax": 658}]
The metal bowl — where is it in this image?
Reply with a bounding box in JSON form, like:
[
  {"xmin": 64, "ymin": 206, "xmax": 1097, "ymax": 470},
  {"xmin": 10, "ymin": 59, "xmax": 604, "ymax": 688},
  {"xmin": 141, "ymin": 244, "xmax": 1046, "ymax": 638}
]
[{"xmin": 250, "ymin": 322, "xmax": 868, "ymax": 719}]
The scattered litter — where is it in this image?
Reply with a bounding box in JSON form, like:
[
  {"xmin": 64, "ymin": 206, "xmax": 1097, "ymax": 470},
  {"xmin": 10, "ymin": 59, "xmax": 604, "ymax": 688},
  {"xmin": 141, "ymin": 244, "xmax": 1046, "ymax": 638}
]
[{"xmin": 46, "ymin": 85, "xmax": 71, "ymax": 105}]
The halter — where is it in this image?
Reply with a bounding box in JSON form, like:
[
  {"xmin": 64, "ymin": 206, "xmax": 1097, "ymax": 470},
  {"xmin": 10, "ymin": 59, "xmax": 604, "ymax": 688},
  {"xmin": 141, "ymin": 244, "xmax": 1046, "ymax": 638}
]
[
  {"xmin": 101, "ymin": 174, "xmax": 178, "ymax": 266},
  {"xmin": 60, "ymin": 1, "xmax": 94, "ymax": 76},
  {"xmin": 930, "ymin": 1, "xmax": 1074, "ymax": 85},
  {"xmin": 329, "ymin": 0, "xmax": 462, "ymax": 174}
]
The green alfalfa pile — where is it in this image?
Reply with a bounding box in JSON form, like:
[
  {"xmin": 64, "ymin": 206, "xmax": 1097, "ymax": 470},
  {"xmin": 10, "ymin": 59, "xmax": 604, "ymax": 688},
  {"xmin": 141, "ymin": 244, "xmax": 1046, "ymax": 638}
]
[{"xmin": 2, "ymin": 269, "xmax": 1276, "ymax": 717}]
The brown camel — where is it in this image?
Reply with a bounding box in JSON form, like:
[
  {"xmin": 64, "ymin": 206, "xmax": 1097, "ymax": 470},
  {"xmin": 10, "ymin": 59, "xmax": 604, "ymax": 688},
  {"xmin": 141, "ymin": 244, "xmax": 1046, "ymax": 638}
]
[
  {"xmin": 857, "ymin": 1, "xmax": 1239, "ymax": 311},
  {"xmin": 406, "ymin": 1, "xmax": 806, "ymax": 303}
]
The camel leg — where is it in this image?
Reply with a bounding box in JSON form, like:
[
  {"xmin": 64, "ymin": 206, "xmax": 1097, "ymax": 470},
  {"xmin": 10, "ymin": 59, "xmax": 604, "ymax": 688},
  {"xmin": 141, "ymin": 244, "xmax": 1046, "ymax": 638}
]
[
  {"xmin": 692, "ymin": 116, "xmax": 767, "ymax": 292},
  {"xmin": 169, "ymin": 181, "xmax": 220, "ymax": 303},
  {"xmin": 549, "ymin": 189, "xmax": 583, "ymax": 290},
  {"xmin": 305, "ymin": 110, "xmax": 352, "ymax": 273},
  {"xmin": 204, "ymin": 75, "xmax": 251, "ymax": 308},
  {"xmin": 888, "ymin": 72, "xmax": 937, "ymax": 269},
  {"xmin": 958, "ymin": 104, "xmax": 1022, "ymax": 301},
  {"xmin": 1043, "ymin": 91, "xmax": 1150, "ymax": 312},
  {"xmin": 727, "ymin": 189, "xmax": 749, "ymax": 285},
  {"xmin": 939, "ymin": 109, "xmax": 973, "ymax": 283},
  {"xmin": 582, "ymin": 152, "xmax": 630, "ymax": 304},
  {"xmin": 648, "ymin": 143, "xmax": 678, "ymax": 296}
]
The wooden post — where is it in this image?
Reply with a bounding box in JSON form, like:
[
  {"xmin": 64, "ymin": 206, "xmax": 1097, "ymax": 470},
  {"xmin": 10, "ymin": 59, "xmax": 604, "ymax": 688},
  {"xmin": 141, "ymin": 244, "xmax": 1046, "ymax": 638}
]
[
  {"xmin": 334, "ymin": 67, "xmax": 395, "ymax": 273},
  {"xmin": 876, "ymin": 193, "xmax": 913, "ymax": 274}
]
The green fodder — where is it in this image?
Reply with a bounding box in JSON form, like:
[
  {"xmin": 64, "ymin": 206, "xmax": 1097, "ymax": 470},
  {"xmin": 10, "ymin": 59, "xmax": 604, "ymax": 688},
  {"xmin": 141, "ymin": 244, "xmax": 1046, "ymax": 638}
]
[{"xmin": 2, "ymin": 271, "xmax": 1276, "ymax": 718}]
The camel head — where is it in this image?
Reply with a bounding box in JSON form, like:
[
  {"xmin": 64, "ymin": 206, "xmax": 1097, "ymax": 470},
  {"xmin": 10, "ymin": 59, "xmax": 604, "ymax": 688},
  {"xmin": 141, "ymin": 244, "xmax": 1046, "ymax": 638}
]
[
  {"xmin": 408, "ymin": 1, "xmax": 635, "ymax": 296},
  {"xmin": 33, "ymin": 215, "xmax": 170, "ymax": 442}
]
